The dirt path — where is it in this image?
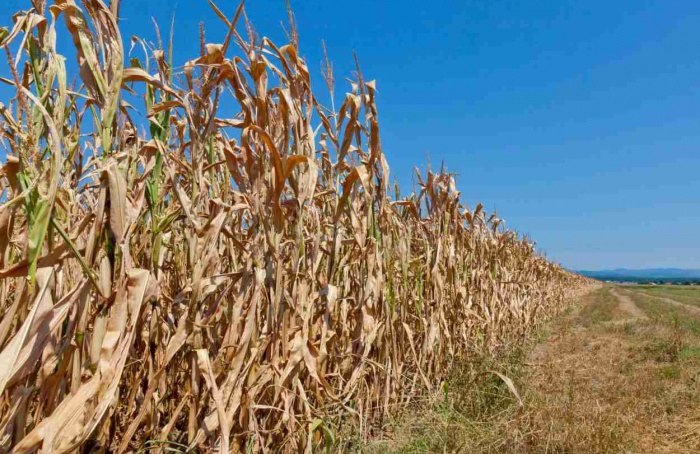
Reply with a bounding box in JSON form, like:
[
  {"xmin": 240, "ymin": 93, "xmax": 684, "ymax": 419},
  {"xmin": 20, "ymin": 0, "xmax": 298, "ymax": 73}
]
[
  {"xmin": 370, "ymin": 287, "xmax": 700, "ymax": 454},
  {"xmin": 609, "ymin": 287, "xmax": 648, "ymax": 319},
  {"xmin": 636, "ymin": 290, "xmax": 700, "ymax": 315},
  {"xmin": 519, "ymin": 286, "xmax": 700, "ymax": 453}
]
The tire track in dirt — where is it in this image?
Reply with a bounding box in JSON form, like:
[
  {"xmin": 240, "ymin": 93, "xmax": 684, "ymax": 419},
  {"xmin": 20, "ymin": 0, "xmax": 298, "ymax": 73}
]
[
  {"xmin": 522, "ymin": 287, "xmax": 700, "ymax": 453},
  {"xmin": 634, "ymin": 290, "xmax": 700, "ymax": 315},
  {"xmin": 609, "ymin": 288, "xmax": 647, "ymax": 319}
]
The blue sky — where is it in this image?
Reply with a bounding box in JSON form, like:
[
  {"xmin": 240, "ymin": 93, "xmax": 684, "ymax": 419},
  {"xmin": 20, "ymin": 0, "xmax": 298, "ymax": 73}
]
[{"xmin": 3, "ymin": 0, "xmax": 700, "ymax": 270}]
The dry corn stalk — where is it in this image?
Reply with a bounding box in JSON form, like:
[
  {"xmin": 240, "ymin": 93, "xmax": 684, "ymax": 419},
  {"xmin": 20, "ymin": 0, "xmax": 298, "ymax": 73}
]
[{"xmin": 0, "ymin": 1, "xmax": 595, "ymax": 452}]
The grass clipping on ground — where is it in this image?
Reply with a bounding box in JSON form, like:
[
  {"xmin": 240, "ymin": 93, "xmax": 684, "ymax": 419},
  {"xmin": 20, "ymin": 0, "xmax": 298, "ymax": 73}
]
[{"xmin": 0, "ymin": 2, "xmax": 592, "ymax": 452}]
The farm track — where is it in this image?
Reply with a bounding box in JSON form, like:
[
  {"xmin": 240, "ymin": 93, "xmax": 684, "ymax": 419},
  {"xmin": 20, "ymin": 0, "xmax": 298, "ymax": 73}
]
[
  {"xmin": 518, "ymin": 286, "xmax": 700, "ymax": 453},
  {"xmin": 609, "ymin": 287, "xmax": 648, "ymax": 319},
  {"xmin": 367, "ymin": 285, "xmax": 700, "ymax": 453},
  {"xmin": 635, "ymin": 290, "xmax": 700, "ymax": 315}
]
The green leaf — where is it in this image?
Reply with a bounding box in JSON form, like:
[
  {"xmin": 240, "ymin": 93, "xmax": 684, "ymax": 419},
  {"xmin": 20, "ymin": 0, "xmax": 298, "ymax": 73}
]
[
  {"xmin": 154, "ymin": 208, "xmax": 180, "ymax": 234},
  {"xmin": 27, "ymin": 198, "xmax": 51, "ymax": 290},
  {"xmin": 52, "ymin": 217, "xmax": 105, "ymax": 297},
  {"xmin": 246, "ymin": 436, "xmax": 255, "ymax": 454},
  {"xmin": 309, "ymin": 418, "xmax": 335, "ymax": 453},
  {"xmin": 146, "ymin": 150, "xmax": 164, "ymax": 213},
  {"xmin": 309, "ymin": 418, "xmax": 324, "ymax": 433}
]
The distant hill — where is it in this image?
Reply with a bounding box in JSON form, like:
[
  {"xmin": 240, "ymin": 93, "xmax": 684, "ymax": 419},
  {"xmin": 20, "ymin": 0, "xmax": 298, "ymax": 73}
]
[{"xmin": 576, "ymin": 268, "xmax": 700, "ymax": 282}]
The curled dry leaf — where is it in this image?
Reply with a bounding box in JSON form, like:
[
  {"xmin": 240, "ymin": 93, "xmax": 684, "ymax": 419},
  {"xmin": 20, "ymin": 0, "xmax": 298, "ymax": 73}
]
[{"xmin": 0, "ymin": 1, "xmax": 596, "ymax": 452}]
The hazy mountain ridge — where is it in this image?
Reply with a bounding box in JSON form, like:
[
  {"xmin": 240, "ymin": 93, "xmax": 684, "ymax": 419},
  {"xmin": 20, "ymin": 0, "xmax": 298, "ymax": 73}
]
[{"xmin": 576, "ymin": 268, "xmax": 700, "ymax": 279}]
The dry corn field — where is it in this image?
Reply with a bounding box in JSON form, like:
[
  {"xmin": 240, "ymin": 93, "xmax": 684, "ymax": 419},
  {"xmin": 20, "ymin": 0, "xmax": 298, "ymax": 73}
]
[{"xmin": 0, "ymin": 1, "xmax": 594, "ymax": 452}]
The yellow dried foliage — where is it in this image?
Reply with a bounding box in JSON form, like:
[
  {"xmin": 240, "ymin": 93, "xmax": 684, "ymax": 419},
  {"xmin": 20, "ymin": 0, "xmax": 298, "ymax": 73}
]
[{"xmin": 0, "ymin": 1, "xmax": 593, "ymax": 452}]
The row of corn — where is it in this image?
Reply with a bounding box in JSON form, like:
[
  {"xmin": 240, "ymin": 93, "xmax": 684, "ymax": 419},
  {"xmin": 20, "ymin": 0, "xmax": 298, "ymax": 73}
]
[{"xmin": 0, "ymin": 1, "xmax": 595, "ymax": 452}]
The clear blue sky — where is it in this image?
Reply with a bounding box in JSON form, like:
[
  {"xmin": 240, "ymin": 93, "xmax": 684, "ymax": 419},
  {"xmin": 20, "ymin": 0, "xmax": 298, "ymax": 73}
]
[{"xmin": 3, "ymin": 0, "xmax": 700, "ymax": 270}]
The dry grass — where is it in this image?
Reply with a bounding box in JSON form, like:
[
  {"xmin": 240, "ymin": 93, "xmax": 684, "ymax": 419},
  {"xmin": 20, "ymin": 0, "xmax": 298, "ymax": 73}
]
[
  {"xmin": 368, "ymin": 287, "xmax": 700, "ymax": 454},
  {"xmin": 635, "ymin": 285, "xmax": 700, "ymax": 309},
  {"xmin": 0, "ymin": 2, "xmax": 593, "ymax": 452}
]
